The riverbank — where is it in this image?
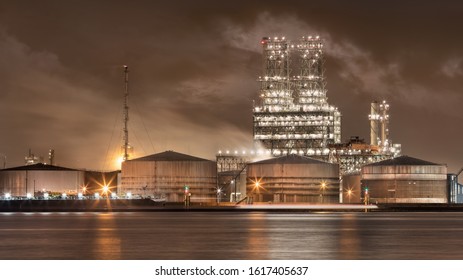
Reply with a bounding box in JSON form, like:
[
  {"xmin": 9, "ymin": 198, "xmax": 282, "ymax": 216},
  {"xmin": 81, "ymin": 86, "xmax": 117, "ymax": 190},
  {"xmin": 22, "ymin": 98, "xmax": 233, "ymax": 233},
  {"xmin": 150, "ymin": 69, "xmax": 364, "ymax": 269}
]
[{"xmin": 1, "ymin": 199, "xmax": 463, "ymax": 212}]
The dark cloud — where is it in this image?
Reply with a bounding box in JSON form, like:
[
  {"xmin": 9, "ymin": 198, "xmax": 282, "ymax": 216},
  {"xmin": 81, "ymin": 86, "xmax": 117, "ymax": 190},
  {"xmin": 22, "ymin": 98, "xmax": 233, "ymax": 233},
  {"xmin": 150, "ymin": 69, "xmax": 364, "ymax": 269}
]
[{"xmin": 0, "ymin": 1, "xmax": 462, "ymax": 177}]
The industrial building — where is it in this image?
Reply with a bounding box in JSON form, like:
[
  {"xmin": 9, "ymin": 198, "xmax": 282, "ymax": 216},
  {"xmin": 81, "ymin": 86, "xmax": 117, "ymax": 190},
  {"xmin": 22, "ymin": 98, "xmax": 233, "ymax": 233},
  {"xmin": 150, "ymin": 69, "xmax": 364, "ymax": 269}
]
[
  {"xmin": 361, "ymin": 155, "xmax": 448, "ymax": 203},
  {"xmin": 0, "ymin": 163, "xmax": 86, "ymax": 197},
  {"xmin": 251, "ymin": 35, "xmax": 401, "ymax": 174},
  {"xmin": 246, "ymin": 154, "xmax": 339, "ymax": 203},
  {"xmin": 120, "ymin": 150, "xmax": 217, "ymax": 202},
  {"xmin": 253, "ymin": 36, "xmax": 341, "ymax": 157},
  {"xmin": 214, "ymin": 35, "xmax": 404, "ymax": 204},
  {"xmin": 328, "ymin": 101, "xmax": 401, "ymax": 175}
]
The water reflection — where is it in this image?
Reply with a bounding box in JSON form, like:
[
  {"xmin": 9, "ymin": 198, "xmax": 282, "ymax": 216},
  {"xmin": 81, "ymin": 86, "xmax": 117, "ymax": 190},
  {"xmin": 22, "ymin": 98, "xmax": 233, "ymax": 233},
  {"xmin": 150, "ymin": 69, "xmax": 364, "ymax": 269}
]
[
  {"xmin": 92, "ymin": 213, "xmax": 121, "ymax": 259},
  {"xmin": 246, "ymin": 213, "xmax": 269, "ymax": 259},
  {"xmin": 1, "ymin": 212, "xmax": 463, "ymax": 259},
  {"xmin": 338, "ymin": 213, "xmax": 360, "ymax": 259}
]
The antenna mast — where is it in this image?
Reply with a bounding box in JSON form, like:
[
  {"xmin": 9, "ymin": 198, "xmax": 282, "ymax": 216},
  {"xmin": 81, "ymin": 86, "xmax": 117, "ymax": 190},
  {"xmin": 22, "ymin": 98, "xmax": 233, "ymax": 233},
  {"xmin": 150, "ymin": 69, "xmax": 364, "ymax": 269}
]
[{"xmin": 123, "ymin": 65, "xmax": 130, "ymax": 161}]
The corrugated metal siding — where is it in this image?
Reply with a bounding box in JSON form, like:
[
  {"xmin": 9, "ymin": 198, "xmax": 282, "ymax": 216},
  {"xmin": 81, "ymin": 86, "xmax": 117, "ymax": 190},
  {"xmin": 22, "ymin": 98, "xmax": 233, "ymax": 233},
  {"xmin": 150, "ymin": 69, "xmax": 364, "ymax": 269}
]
[
  {"xmin": 121, "ymin": 160, "xmax": 217, "ymax": 202},
  {"xmin": 363, "ymin": 165, "xmax": 447, "ymax": 175},
  {"xmin": 246, "ymin": 162, "xmax": 340, "ymax": 203},
  {"xmin": 248, "ymin": 162, "xmax": 339, "ymax": 178},
  {"xmin": 361, "ymin": 163, "xmax": 448, "ymax": 203},
  {"xmin": 0, "ymin": 170, "xmax": 85, "ymax": 196}
]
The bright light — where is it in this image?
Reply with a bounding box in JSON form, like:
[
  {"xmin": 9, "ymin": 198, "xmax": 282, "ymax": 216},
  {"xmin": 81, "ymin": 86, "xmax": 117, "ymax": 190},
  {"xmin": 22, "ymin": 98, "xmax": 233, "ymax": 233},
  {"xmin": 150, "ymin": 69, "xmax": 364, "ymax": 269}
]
[
  {"xmin": 26, "ymin": 193, "xmax": 32, "ymax": 199},
  {"xmin": 62, "ymin": 193, "xmax": 67, "ymax": 199},
  {"xmin": 82, "ymin": 186, "xmax": 87, "ymax": 194},
  {"xmin": 94, "ymin": 193, "xmax": 100, "ymax": 199},
  {"xmin": 78, "ymin": 192, "xmax": 83, "ymax": 199},
  {"xmin": 127, "ymin": 192, "xmax": 132, "ymax": 199},
  {"xmin": 111, "ymin": 193, "xmax": 117, "ymax": 199},
  {"xmin": 44, "ymin": 193, "xmax": 49, "ymax": 199},
  {"xmin": 250, "ymin": 177, "xmax": 264, "ymax": 193},
  {"xmin": 5, "ymin": 193, "xmax": 11, "ymax": 199},
  {"xmin": 116, "ymin": 156, "xmax": 124, "ymax": 166},
  {"xmin": 102, "ymin": 185, "xmax": 109, "ymax": 194}
]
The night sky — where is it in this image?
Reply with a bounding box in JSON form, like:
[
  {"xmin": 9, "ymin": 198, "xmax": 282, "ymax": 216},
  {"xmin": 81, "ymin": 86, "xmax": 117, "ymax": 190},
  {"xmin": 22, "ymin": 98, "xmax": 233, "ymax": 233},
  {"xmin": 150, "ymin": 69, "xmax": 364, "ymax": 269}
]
[{"xmin": 0, "ymin": 1, "xmax": 462, "ymax": 175}]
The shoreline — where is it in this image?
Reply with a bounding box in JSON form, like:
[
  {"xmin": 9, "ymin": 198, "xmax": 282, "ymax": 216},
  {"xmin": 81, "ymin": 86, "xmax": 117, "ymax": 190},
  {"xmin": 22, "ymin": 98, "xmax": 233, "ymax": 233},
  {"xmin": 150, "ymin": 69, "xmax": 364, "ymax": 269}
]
[{"xmin": 1, "ymin": 199, "xmax": 463, "ymax": 212}]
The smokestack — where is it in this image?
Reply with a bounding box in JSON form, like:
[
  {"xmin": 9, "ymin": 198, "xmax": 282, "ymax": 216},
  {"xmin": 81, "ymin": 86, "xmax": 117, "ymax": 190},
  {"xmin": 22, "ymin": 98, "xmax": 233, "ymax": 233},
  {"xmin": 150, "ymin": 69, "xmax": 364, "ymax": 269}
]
[
  {"xmin": 49, "ymin": 149, "xmax": 55, "ymax": 165},
  {"xmin": 369, "ymin": 101, "xmax": 380, "ymax": 146},
  {"xmin": 379, "ymin": 101, "xmax": 390, "ymax": 148}
]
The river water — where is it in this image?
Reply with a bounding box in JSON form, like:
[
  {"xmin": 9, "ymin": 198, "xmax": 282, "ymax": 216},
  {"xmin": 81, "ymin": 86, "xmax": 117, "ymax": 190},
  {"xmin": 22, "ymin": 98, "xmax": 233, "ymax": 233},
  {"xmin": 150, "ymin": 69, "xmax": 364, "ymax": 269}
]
[{"xmin": 0, "ymin": 211, "xmax": 462, "ymax": 259}]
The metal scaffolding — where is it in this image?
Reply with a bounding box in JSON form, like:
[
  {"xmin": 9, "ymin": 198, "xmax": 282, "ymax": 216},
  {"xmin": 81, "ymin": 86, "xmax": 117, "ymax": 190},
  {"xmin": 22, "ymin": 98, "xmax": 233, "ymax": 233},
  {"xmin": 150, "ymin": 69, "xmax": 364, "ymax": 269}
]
[{"xmin": 254, "ymin": 36, "xmax": 341, "ymax": 157}]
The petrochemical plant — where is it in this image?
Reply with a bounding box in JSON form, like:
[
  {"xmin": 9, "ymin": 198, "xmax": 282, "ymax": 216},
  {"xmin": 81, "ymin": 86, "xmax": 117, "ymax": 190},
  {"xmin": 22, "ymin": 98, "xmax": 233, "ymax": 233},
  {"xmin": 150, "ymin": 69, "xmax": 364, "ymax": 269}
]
[{"xmin": 0, "ymin": 35, "xmax": 462, "ymax": 208}]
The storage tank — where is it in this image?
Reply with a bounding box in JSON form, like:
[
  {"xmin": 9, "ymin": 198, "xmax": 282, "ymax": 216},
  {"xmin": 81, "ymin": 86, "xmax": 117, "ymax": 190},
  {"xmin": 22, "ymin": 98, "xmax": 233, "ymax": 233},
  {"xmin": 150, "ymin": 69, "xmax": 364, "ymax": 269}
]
[
  {"xmin": 246, "ymin": 154, "xmax": 340, "ymax": 203},
  {"xmin": 0, "ymin": 163, "xmax": 85, "ymax": 197},
  {"xmin": 361, "ymin": 155, "xmax": 448, "ymax": 203},
  {"xmin": 121, "ymin": 151, "xmax": 217, "ymax": 202}
]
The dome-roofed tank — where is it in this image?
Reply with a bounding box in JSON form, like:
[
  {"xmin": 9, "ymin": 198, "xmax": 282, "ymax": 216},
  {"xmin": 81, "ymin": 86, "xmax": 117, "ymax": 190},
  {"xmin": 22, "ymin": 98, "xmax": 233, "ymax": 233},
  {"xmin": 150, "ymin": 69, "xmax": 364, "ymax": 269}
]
[
  {"xmin": 361, "ymin": 155, "xmax": 448, "ymax": 203},
  {"xmin": 246, "ymin": 154, "xmax": 339, "ymax": 203}
]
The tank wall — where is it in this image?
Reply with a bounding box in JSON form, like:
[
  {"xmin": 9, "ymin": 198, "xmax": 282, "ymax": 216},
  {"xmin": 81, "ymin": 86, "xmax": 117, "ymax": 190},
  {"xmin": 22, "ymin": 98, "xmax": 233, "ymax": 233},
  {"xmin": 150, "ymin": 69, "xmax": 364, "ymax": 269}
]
[
  {"xmin": 121, "ymin": 161, "xmax": 217, "ymax": 202},
  {"xmin": 247, "ymin": 163, "xmax": 339, "ymax": 178},
  {"xmin": 246, "ymin": 163, "xmax": 340, "ymax": 203},
  {"xmin": 0, "ymin": 170, "xmax": 85, "ymax": 196},
  {"xmin": 362, "ymin": 179, "xmax": 448, "ymax": 203},
  {"xmin": 363, "ymin": 165, "xmax": 447, "ymax": 175}
]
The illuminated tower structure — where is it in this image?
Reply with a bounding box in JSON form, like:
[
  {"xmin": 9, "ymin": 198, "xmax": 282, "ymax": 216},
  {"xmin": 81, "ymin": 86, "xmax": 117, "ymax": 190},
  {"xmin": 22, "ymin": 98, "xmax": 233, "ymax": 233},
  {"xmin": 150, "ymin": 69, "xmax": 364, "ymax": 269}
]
[
  {"xmin": 332, "ymin": 100, "xmax": 401, "ymax": 175},
  {"xmin": 369, "ymin": 100, "xmax": 392, "ymax": 152},
  {"xmin": 253, "ymin": 36, "xmax": 341, "ymax": 158},
  {"xmin": 121, "ymin": 65, "xmax": 133, "ymax": 162}
]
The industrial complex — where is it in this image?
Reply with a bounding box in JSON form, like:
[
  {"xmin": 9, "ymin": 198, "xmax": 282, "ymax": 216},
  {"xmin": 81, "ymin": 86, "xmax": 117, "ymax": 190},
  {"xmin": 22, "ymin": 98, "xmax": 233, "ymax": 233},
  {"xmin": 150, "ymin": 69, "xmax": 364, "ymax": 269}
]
[{"xmin": 0, "ymin": 35, "xmax": 462, "ymax": 207}]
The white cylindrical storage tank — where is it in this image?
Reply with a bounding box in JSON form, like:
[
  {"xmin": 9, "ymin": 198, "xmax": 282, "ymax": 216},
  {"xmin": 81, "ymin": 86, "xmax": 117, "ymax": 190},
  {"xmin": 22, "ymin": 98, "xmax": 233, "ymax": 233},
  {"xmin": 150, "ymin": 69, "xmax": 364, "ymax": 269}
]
[
  {"xmin": 361, "ymin": 155, "xmax": 448, "ymax": 203},
  {"xmin": 121, "ymin": 151, "xmax": 217, "ymax": 203},
  {"xmin": 246, "ymin": 154, "xmax": 340, "ymax": 203}
]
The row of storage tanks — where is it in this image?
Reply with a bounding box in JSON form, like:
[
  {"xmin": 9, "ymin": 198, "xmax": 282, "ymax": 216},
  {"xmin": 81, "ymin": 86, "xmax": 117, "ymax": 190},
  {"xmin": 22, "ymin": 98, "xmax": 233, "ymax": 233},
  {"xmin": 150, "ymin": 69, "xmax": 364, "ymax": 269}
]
[{"xmin": 0, "ymin": 150, "xmax": 460, "ymax": 204}]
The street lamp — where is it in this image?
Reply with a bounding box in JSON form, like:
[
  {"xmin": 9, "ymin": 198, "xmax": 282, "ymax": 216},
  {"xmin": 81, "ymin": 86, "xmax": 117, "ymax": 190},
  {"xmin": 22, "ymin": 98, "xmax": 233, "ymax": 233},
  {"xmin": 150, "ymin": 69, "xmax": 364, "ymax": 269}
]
[
  {"xmin": 347, "ymin": 189, "xmax": 352, "ymax": 204},
  {"xmin": 217, "ymin": 188, "xmax": 221, "ymax": 204}
]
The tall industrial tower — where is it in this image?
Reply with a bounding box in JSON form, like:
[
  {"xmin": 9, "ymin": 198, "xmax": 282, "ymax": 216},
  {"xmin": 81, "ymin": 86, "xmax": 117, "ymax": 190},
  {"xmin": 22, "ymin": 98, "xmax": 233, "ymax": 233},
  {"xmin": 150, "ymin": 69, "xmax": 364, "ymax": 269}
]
[
  {"xmin": 369, "ymin": 100, "xmax": 390, "ymax": 149},
  {"xmin": 122, "ymin": 65, "xmax": 132, "ymax": 161},
  {"xmin": 253, "ymin": 36, "xmax": 341, "ymax": 157}
]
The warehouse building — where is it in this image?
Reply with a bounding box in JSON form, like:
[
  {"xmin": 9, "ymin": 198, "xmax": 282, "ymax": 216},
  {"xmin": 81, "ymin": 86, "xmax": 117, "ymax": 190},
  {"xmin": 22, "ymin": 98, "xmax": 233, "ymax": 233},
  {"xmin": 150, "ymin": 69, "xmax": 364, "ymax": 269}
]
[
  {"xmin": 361, "ymin": 155, "xmax": 448, "ymax": 203},
  {"xmin": 121, "ymin": 151, "xmax": 217, "ymax": 202},
  {"xmin": 246, "ymin": 154, "xmax": 340, "ymax": 203}
]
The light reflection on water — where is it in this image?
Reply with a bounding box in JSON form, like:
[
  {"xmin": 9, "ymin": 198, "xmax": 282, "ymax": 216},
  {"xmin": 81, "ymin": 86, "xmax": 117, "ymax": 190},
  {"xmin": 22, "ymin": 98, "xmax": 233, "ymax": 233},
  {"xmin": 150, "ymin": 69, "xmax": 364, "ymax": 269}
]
[
  {"xmin": 0, "ymin": 212, "xmax": 462, "ymax": 259},
  {"xmin": 92, "ymin": 213, "xmax": 121, "ymax": 260}
]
